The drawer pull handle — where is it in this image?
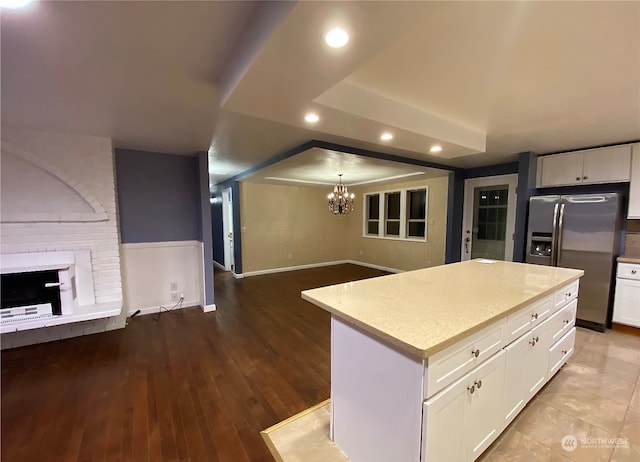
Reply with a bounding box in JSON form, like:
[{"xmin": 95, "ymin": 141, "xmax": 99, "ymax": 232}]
[
  {"xmin": 531, "ymin": 313, "xmax": 538, "ymax": 320},
  {"xmin": 471, "ymin": 349, "xmax": 480, "ymax": 358},
  {"xmin": 475, "ymin": 380, "xmax": 482, "ymax": 389},
  {"xmin": 562, "ymin": 349, "xmax": 568, "ymax": 355},
  {"xmin": 529, "ymin": 336, "xmax": 539, "ymax": 346},
  {"xmin": 632, "ymin": 270, "xmax": 637, "ymax": 275},
  {"xmin": 467, "ymin": 385, "xmax": 475, "ymax": 394}
]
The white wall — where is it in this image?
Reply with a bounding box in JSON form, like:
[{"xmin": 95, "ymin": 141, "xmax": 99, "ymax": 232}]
[
  {"xmin": 120, "ymin": 241, "xmax": 204, "ymax": 315},
  {"xmin": 1, "ymin": 128, "xmax": 125, "ymax": 348}
]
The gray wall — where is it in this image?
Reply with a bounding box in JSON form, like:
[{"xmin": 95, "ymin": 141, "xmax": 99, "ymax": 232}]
[{"xmin": 115, "ymin": 149, "xmax": 201, "ymax": 243}]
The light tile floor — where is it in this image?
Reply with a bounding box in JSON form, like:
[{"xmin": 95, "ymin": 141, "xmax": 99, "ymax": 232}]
[
  {"xmin": 479, "ymin": 327, "xmax": 640, "ymax": 462},
  {"xmin": 263, "ymin": 327, "xmax": 640, "ymax": 462}
]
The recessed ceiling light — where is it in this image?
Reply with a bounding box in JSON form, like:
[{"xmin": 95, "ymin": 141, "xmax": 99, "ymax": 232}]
[
  {"xmin": 304, "ymin": 113, "xmax": 320, "ymax": 123},
  {"xmin": 430, "ymin": 145, "xmax": 443, "ymax": 153},
  {"xmin": 324, "ymin": 27, "xmax": 349, "ymax": 48},
  {"xmin": 380, "ymin": 132, "xmax": 394, "ymax": 141},
  {"xmin": 0, "ymin": 0, "xmax": 33, "ymax": 8}
]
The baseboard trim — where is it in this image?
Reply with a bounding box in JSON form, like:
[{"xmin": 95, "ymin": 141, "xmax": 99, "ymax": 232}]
[
  {"xmin": 213, "ymin": 260, "xmax": 226, "ymax": 271},
  {"xmin": 236, "ymin": 260, "xmax": 405, "ymax": 278},
  {"xmin": 350, "ymin": 260, "xmax": 404, "ymax": 274},
  {"xmin": 611, "ymin": 322, "xmax": 640, "ymax": 337},
  {"xmin": 127, "ymin": 299, "xmax": 200, "ymax": 317},
  {"xmin": 121, "ymin": 240, "xmax": 201, "ymax": 250},
  {"xmin": 203, "ymin": 303, "xmax": 217, "ymax": 313}
]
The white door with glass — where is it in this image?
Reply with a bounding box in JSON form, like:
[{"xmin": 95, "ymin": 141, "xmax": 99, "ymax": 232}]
[{"xmin": 461, "ymin": 175, "xmax": 517, "ymax": 261}]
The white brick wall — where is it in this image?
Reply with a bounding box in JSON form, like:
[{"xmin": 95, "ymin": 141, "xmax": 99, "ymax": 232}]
[{"xmin": 1, "ymin": 128, "xmax": 125, "ymax": 348}]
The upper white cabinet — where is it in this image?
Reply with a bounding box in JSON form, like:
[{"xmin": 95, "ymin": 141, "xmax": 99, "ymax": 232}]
[
  {"xmin": 628, "ymin": 143, "xmax": 640, "ymax": 219},
  {"xmin": 537, "ymin": 145, "xmax": 632, "ymax": 187}
]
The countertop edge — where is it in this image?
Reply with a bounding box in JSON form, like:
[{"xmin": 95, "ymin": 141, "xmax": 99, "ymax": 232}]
[
  {"xmin": 301, "ymin": 272, "xmax": 583, "ymax": 359},
  {"xmin": 617, "ymin": 256, "xmax": 640, "ymax": 264}
]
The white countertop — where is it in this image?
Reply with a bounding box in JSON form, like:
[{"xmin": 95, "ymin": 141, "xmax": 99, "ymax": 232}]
[{"xmin": 302, "ymin": 260, "xmax": 583, "ymax": 359}]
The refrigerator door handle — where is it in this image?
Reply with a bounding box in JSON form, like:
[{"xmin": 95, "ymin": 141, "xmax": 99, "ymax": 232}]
[
  {"xmin": 551, "ymin": 203, "xmax": 560, "ymax": 266},
  {"xmin": 556, "ymin": 203, "xmax": 566, "ymax": 266},
  {"xmin": 566, "ymin": 195, "xmax": 606, "ymax": 203}
]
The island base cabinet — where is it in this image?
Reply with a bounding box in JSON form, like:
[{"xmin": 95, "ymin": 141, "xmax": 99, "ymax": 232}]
[{"xmin": 422, "ymin": 350, "xmax": 506, "ymax": 462}]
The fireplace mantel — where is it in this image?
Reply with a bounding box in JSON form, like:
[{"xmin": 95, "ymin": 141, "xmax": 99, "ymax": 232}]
[{"xmin": 1, "ymin": 251, "xmax": 75, "ymax": 274}]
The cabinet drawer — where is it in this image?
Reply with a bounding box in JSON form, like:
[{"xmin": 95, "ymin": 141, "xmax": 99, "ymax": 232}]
[
  {"xmin": 425, "ymin": 319, "xmax": 506, "ymax": 399},
  {"xmin": 548, "ymin": 299, "xmax": 577, "ymax": 345},
  {"xmin": 618, "ymin": 263, "xmax": 640, "ymax": 281},
  {"xmin": 554, "ymin": 280, "xmax": 579, "ymax": 309},
  {"xmin": 503, "ymin": 296, "xmax": 553, "ymax": 345},
  {"xmin": 548, "ymin": 328, "xmax": 576, "ymax": 377}
]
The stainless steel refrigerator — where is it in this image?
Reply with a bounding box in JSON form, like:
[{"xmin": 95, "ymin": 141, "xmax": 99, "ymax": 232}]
[{"xmin": 526, "ymin": 193, "xmax": 623, "ymax": 331}]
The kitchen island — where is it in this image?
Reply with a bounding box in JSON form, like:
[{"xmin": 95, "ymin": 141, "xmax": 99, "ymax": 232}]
[{"xmin": 302, "ymin": 260, "xmax": 583, "ymax": 462}]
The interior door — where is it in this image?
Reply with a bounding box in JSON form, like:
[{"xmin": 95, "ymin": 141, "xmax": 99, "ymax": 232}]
[
  {"xmin": 222, "ymin": 188, "xmax": 235, "ymax": 272},
  {"xmin": 462, "ymin": 175, "xmax": 517, "ymax": 261}
]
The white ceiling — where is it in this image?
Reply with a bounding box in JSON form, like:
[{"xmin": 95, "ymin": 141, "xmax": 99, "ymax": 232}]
[
  {"xmin": 240, "ymin": 147, "xmax": 449, "ymax": 189},
  {"xmin": 2, "ymin": 1, "xmax": 639, "ymax": 190}
]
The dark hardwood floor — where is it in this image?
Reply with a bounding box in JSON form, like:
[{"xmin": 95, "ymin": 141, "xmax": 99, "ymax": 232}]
[{"xmin": 1, "ymin": 264, "xmax": 388, "ymax": 462}]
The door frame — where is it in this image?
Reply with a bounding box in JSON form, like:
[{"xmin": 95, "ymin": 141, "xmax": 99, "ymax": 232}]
[
  {"xmin": 221, "ymin": 187, "xmax": 235, "ymax": 271},
  {"xmin": 461, "ymin": 174, "xmax": 518, "ymax": 262}
]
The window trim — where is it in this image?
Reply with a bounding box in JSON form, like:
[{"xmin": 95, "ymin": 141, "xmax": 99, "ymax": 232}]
[{"xmin": 362, "ymin": 186, "xmax": 429, "ymax": 242}]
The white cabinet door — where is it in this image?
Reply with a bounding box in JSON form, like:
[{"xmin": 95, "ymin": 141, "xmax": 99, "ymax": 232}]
[
  {"xmin": 522, "ymin": 318, "xmax": 554, "ymax": 401},
  {"xmin": 549, "ymin": 328, "xmax": 576, "ymax": 377},
  {"xmin": 629, "ymin": 144, "xmax": 640, "ymax": 218},
  {"xmin": 423, "ymin": 350, "xmax": 506, "ymax": 462},
  {"xmin": 464, "ymin": 350, "xmax": 506, "ymax": 461},
  {"xmin": 539, "ymin": 152, "xmax": 583, "ymax": 187},
  {"xmin": 613, "ymin": 278, "xmax": 640, "ymax": 327},
  {"xmin": 582, "ymin": 145, "xmax": 631, "ymax": 184},
  {"xmin": 422, "ymin": 378, "xmax": 466, "ymax": 462},
  {"xmin": 502, "ymin": 333, "xmax": 529, "ymax": 427}
]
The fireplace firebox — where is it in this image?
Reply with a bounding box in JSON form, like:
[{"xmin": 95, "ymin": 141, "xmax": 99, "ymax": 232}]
[{"xmin": 2, "ymin": 270, "xmax": 64, "ymax": 318}]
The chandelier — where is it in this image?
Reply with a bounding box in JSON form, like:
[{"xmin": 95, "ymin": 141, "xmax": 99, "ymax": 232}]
[{"xmin": 327, "ymin": 174, "xmax": 355, "ymax": 215}]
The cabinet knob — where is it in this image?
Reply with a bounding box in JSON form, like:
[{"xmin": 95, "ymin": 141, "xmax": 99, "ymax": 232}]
[
  {"xmin": 583, "ymin": 176, "xmax": 588, "ymax": 180},
  {"xmin": 529, "ymin": 336, "xmax": 539, "ymax": 346},
  {"xmin": 531, "ymin": 313, "xmax": 538, "ymax": 320},
  {"xmin": 566, "ymin": 292, "xmax": 572, "ymax": 298},
  {"xmin": 467, "ymin": 384, "xmax": 475, "ymax": 394},
  {"xmin": 576, "ymin": 177, "xmax": 580, "ymax": 181},
  {"xmin": 475, "ymin": 380, "xmax": 483, "ymax": 389},
  {"xmin": 563, "ymin": 319, "xmax": 570, "ymax": 324},
  {"xmin": 562, "ymin": 349, "xmax": 568, "ymax": 355},
  {"xmin": 632, "ymin": 269, "xmax": 637, "ymax": 275},
  {"xmin": 471, "ymin": 349, "xmax": 480, "ymax": 358}
]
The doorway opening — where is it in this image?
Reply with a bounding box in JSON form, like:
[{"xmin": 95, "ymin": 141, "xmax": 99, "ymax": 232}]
[{"xmin": 222, "ymin": 188, "xmax": 235, "ymax": 272}]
